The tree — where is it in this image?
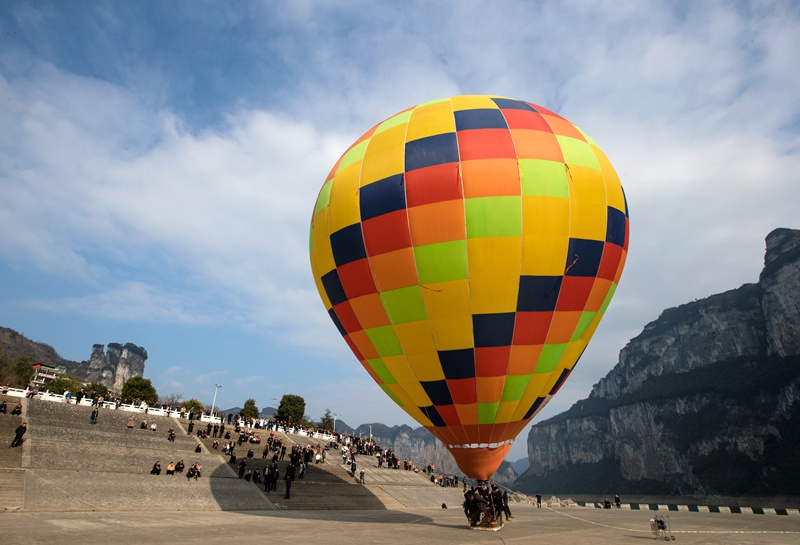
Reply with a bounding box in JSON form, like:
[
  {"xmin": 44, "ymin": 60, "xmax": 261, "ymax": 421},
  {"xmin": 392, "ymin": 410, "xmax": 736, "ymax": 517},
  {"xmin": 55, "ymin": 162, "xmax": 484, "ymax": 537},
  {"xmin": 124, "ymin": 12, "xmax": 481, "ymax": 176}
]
[
  {"xmin": 120, "ymin": 376, "xmax": 158, "ymax": 405},
  {"xmin": 0, "ymin": 351, "xmax": 35, "ymax": 388},
  {"xmin": 45, "ymin": 374, "xmax": 80, "ymax": 394},
  {"xmin": 240, "ymin": 398, "xmax": 259, "ymax": 419},
  {"xmin": 85, "ymin": 382, "xmax": 110, "ymax": 398},
  {"xmin": 319, "ymin": 408, "xmax": 334, "ymax": 431},
  {"xmin": 182, "ymin": 398, "xmax": 204, "ymax": 415},
  {"xmin": 159, "ymin": 392, "xmax": 183, "ymax": 407},
  {"xmin": 275, "ymin": 394, "xmax": 305, "ymax": 424}
]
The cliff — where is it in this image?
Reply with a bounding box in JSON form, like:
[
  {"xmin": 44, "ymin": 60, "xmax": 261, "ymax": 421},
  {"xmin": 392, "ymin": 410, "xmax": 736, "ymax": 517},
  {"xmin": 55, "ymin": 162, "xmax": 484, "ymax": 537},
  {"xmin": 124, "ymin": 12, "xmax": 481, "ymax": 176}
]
[
  {"xmin": 519, "ymin": 228, "xmax": 800, "ymax": 497},
  {"xmin": 64, "ymin": 343, "xmax": 148, "ymax": 392}
]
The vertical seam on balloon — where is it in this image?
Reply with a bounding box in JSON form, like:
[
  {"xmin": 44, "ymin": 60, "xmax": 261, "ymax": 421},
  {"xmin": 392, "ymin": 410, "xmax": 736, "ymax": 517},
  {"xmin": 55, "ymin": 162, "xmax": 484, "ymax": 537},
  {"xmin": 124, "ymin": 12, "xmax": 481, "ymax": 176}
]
[{"xmin": 452, "ymin": 96, "xmax": 476, "ymax": 449}]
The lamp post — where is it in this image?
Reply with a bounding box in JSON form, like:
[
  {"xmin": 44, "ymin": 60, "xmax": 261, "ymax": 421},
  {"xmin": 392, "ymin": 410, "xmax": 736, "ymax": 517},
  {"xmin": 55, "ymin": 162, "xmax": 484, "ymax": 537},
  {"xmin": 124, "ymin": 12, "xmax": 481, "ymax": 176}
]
[
  {"xmin": 333, "ymin": 413, "xmax": 339, "ymax": 434},
  {"xmin": 210, "ymin": 384, "xmax": 222, "ymax": 419}
]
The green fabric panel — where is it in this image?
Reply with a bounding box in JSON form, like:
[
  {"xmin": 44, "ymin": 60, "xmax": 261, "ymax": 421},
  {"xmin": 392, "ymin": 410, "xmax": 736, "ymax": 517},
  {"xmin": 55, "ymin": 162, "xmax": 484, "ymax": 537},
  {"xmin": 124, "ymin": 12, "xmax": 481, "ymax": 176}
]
[
  {"xmin": 556, "ymin": 135, "xmax": 601, "ymax": 170},
  {"xmin": 519, "ymin": 159, "xmax": 569, "ymax": 198},
  {"xmin": 336, "ymin": 139, "xmax": 370, "ymax": 173},
  {"xmin": 464, "ymin": 196, "xmax": 522, "ymax": 238},
  {"xmin": 313, "ymin": 179, "xmax": 334, "ymax": 217},
  {"xmin": 381, "ymin": 384, "xmax": 403, "ymax": 406},
  {"xmin": 367, "ymin": 358, "xmax": 397, "ymax": 385},
  {"xmin": 375, "ymin": 110, "xmax": 412, "ymax": 134},
  {"xmin": 478, "ymin": 401, "xmax": 500, "ymax": 424},
  {"xmin": 414, "ymin": 240, "xmax": 469, "ymax": 283},
  {"xmin": 365, "ymin": 325, "xmax": 404, "ymax": 357},
  {"xmin": 380, "ymin": 286, "xmax": 427, "ymax": 324},
  {"xmin": 570, "ymin": 311, "xmax": 597, "ymax": 342},
  {"xmin": 535, "ymin": 343, "xmax": 567, "ymax": 374},
  {"xmin": 501, "ymin": 374, "xmax": 532, "ymax": 402},
  {"xmin": 599, "ymin": 282, "xmax": 617, "ymax": 315}
]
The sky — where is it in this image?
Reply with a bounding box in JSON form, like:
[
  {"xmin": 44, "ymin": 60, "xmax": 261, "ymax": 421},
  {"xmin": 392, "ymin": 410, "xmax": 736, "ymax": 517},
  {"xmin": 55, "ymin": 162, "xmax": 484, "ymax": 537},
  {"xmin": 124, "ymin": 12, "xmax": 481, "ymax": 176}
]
[{"xmin": 1, "ymin": 1, "xmax": 798, "ymax": 463}]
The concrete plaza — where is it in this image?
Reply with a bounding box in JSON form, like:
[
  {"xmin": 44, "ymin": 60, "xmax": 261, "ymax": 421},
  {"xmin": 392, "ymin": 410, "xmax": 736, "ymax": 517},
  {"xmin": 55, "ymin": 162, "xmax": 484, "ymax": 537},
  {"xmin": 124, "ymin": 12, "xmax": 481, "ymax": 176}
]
[{"xmin": 1, "ymin": 503, "xmax": 799, "ymax": 545}]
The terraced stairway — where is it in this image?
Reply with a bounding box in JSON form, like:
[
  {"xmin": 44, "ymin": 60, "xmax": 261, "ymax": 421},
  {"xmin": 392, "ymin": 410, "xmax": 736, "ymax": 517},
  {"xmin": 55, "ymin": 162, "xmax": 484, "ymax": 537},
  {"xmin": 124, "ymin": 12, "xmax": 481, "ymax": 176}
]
[
  {"xmin": 199, "ymin": 429, "xmax": 466, "ymax": 511},
  {"xmin": 20, "ymin": 400, "xmax": 271, "ymax": 511},
  {"xmin": 0, "ymin": 395, "xmax": 26, "ymax": 510}
]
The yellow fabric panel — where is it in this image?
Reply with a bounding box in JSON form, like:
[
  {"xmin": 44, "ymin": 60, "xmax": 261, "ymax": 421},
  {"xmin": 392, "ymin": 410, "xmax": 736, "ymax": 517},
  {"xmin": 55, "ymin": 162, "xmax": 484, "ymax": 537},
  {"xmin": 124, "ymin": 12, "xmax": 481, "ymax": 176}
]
[
  {"xmin": 400, "ymin": 402, "xmax": 432, "ymax": 427},
  {"xmin": 359, "ymin": 124, "xmax": 407, "ymax": 186},
  {"xmin": 311, "ymin": 210, "xmax": 336, "ymax": 276},
  {"xmin": 578, "ymin": 313, "xmax": 603, "ymax": 342},
  {"xmin": 495, "ymin": 401, "xmax": 517, "ymax": 423},
  {"xmin": 395, "ymin": 376, "xmax": 433, "ymax": 407},
  {"xmin": 450, "ymin": 95, "xmax": 503, "ymax": 111},
  {"xmin": 420, "ymin": 279, "xmax": 471, "ymax": 319},
  {"xmin": 428, "ymin": 315, "xmax": 474, "ymax": 350},
  {"xmin": 568, "ymin": 164, "xmax": 606, "ymax": 203},
  {"xmin": 405, "ymin": 101, "xmax": 456, "ymax": 141},
  {"xmin": 393, "ymin": 320, "xmax": 438, "ymax": 355},
  {"xmin": 520, "ymin": 235, "xmax": 569, "ymax": 276},
  {"xmin": 593, "ymin": 146, "xmax": 626, "ymax": 213},
  {"xmin": 522, "ymin": 195, "xmax": 570, "ymax": 237},
  {"xmin": 406, "ymin": 352, "xmax": 445, "ymax": 382},
  {"xmin": 327, "ymin": 163, "xmax": 362, "ymax": 233},
  {"xmin": 310, "ymin": 261, "xmax": 331, "ymax": 309},
  {"xmin": 467, "ymin": 237, "xmax": 521, "ymax": 279},
  {"xmin": 382, "ymin": 355, "xmax": 415, "ymax": 384},
  {"xmin": 560, "ymin": 340, "xmax": 588, "ymax": 368},
  {"xmin": 511, "ymin": 373, "xmax": 551, "ymax": 420},
  {"xmin": 469, "ymin": 276, "xmax": 519, "ymax": 314},
  {"xmin": 569, "ymin": 198, "xmax": 607, "ymax": 241}
]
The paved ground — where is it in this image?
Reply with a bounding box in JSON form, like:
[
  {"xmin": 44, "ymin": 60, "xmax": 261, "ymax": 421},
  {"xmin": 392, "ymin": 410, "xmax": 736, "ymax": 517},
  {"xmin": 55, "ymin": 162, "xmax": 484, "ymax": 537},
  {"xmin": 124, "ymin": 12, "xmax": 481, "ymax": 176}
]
[{"xmin": 1, "ymin": 502, "xmax": 798, "ymax": 545}]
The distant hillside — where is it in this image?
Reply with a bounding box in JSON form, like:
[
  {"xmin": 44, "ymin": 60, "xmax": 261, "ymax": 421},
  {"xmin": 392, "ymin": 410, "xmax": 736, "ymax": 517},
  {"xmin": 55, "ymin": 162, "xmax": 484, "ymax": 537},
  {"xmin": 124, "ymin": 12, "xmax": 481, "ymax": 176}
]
[{"xmin": 0, "ymin": 327, "xmax": 68, "ymax": 367}]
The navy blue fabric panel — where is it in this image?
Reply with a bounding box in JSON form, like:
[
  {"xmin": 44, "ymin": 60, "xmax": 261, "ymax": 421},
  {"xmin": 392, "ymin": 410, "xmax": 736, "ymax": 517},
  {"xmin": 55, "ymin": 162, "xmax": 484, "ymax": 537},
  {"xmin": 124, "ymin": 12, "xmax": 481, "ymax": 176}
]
[
  {"xmin": 420, "ymin": 405, "xmax": 446, "ymax": 427},
  {"xmin": 517, "ymin": 276, "xmax": 562, "ymax": 312},
  {"xmin": 438, "ymin": 348, "xmax": 476, "ymax": 379},
  {"xmin": 421, "ymin": 380, "xmax": 454, "ymax": 406},
  {"xmin": 454, "ymin": 108, "xmax": 509, "ymax": 131},
  {"xmin": 404, "ymin": 133, "xmax": 459, "ymax": 171},
  {"xmin": 522, "ymin": 397, "xmax": 546, "ymax": 420},
  {"xmin": 360, "ymin": 174, "xmax": 406, "ymax": 221},
  {"xmin": 564, "ymin": 238, "xmax": 605, "ymax": 277},
  {"xmin": 330, "ymin": 223, "xmax": 367, "ymax": 267},
  {"xmin": 491, "ymin": 98, "xmax": 538, "ymax": 111},
  {"xmin": 472, "ymin": 313, "xmax": 516, "ymax": 347},
  {"xmin": 606, "ymin": 206, "xmax": 627, "ymax": 247},
  {"xmin": 549, "ymin": 367, "xmax": 572, "ymax": 396},
  {"xmin": 320, "ymin": 270, "xmax": 348, "ymax": 307},
  {"xmin": 328, "ymin": 308, "xmax": 347, "ymax": 337}
]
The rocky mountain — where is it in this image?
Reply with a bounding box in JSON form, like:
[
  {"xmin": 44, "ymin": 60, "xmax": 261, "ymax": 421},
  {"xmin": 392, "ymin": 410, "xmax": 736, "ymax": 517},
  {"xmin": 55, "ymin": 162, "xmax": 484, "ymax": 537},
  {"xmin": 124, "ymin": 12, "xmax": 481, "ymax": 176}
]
[
  {"xmin": 0, "ymin": 328, "xmax": 147, "ymax": 394},
  {"xmin": 63, "ymin": 343, "xmax": 148, "ymax": 393},
  {"xmin": 518, "ymin": 228, "xmax": 800, "ymax": 497}
]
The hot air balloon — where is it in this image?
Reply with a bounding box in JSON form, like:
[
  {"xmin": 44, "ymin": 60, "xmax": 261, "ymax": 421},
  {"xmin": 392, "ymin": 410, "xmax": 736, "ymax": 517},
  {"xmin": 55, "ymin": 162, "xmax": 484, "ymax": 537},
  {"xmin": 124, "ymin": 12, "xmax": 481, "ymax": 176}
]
[{"xmin": 309, "ymin": 95, "xmax": 628, "ymax": 482}]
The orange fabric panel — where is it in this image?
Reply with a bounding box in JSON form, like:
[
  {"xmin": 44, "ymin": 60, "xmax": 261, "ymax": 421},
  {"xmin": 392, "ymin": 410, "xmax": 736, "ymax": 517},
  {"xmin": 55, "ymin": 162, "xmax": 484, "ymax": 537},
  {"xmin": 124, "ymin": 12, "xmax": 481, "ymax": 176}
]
[
  {"xmin": 407, "ymin": 200, "xmax": 466, "ymax": 246},
  {"xmin": 461, "ymin": 158, "xmax": 521, "ymax": 198},
  {"xmin": 368, "ymin": 247, "xmax": 419, "ymax": 291},
  {"xmin": 449, "ymin": 443, "xmax": 512, "ymax": 482},
  {"xmin": 511, "ymin": 129, "xmax": 565, "ymax": 162}
]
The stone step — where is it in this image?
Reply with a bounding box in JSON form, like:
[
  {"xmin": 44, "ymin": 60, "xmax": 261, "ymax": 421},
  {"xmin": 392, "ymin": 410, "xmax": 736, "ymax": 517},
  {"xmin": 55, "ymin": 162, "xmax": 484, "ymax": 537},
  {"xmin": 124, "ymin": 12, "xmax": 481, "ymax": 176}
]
[{"xmin": 0, "ymin": 468, "xmax": 24, "ymax": 510}]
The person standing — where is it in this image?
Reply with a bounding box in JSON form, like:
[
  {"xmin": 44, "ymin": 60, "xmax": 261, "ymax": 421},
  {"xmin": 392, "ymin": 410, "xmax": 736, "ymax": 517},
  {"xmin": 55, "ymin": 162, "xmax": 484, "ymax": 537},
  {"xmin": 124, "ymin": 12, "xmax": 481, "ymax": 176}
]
[
  {"xmin": 284, "ymin": 473, "xmax": 292, "ymax": 499},
  {"xmin": 536, "ymin": 493, "xmax": 542, "ymax": 508},
  {"xmin": 10, "ymin": 422, "xmax": 27, "ymax": 447},
  {"xmin": 90, "ymin": 408, "xmax": 98, "ymax": 425}
]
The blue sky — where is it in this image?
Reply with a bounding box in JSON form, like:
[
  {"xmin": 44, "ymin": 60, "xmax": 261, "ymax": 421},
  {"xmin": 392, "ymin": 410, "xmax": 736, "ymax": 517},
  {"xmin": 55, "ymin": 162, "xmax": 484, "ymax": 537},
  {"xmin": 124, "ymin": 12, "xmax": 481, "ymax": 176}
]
[{"xmin": 1, "ymin": 1, "xmax": 798, "ymax": 462}]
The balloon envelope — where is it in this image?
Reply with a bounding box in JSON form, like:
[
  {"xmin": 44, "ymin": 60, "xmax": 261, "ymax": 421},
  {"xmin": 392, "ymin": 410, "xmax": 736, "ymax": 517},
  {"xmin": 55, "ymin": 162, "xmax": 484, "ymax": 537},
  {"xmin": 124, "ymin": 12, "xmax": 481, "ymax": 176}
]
[{"xmin": 309, "ymin": 95, "xmax": 629, "ymax": 480}]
